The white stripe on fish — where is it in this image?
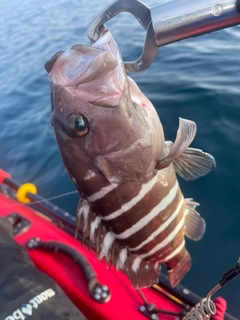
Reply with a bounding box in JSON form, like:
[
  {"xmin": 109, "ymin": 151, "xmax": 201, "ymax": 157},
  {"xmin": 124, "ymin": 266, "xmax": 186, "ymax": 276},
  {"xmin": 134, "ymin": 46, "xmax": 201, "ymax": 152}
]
[
  {"xmin": 164, "ymin": 239, "xmax": 185, "ymax": 262},
  {"xmin": 77, "ymin": 200, "xmax": 90, "ymax": 221},
  {"xmin": 99, "ymin": 232, "xmax": 115, "ymax": 259},
  {"xmin": 90, "ymin": 216, "xmax": 101, "ymax": 240},
  {"xmin": 129, "ymin": 196, "xmax": 184, "ymax": 251},
  {"xmin": 87, "ymin": 183, "xmax": 118, "ymax": 202},
  {"xmin": 102, "ymin": 173, "xmax": 159, "ymax": 221},
  {"xmin": 131, "ymin": 214, "xmax": 185, "ymax": 272},
  {"xmin": 113, "ymin": 180, "xmax": 179, "ymax": 240},
  {"xmin": 83, "ymin": 170, "xmax": 96, "ymax": 181},
  {"xmin": 154, "ymin": 262, "xmax": 160, "ymax": 272},
  {"xmin": 132, "ymin": 257, "xmax": 142, "ymax": 272},
  {"xmin": 116, "ymin": 248, "xmax": 128, "ymax": 270}
]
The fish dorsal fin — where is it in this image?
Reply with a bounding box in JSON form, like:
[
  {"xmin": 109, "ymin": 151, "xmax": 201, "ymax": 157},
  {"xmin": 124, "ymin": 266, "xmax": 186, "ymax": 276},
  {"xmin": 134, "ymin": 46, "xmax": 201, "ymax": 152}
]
[
  {"xmin": 184, "ymin": 198, "xmax": 205, "ymax": 241},
  {"xmin": 156, "ymin": 118, "xmax": 216, "ymax": 180},
  {"xmin": 75, "ymin": 197, "xmax": 91, "ymax": 240}
]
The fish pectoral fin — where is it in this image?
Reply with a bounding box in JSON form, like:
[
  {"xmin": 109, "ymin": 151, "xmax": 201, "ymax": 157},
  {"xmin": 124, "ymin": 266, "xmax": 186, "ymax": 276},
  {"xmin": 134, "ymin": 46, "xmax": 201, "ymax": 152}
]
[
  {"xmin": 155, "ymin": 117, "xmax": 196, "ymax": 170},
  {"xmin": 172, "ymin": 146, "xmax": 216, "ymax": 180},
  {"xmin": 155, "ymin": 118, "xmax": 216, "ymax": 180},
  {"xmin": 184, "ymin": 198, "xmax": 205, "ymax": 241}
]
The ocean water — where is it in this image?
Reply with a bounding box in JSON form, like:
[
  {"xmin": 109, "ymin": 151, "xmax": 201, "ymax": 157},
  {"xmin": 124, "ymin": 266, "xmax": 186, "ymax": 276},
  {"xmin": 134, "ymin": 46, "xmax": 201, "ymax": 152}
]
[{"xmin": 1, "ymin": 0, "xmax": 240, "ymax": 317}]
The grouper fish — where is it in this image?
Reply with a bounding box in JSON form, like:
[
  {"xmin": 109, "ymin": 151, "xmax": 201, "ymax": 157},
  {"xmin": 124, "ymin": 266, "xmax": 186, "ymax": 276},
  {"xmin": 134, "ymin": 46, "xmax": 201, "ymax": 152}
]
[{"xmin": 45, "ymin": 28, "xmax": 216, "ymax": 288}]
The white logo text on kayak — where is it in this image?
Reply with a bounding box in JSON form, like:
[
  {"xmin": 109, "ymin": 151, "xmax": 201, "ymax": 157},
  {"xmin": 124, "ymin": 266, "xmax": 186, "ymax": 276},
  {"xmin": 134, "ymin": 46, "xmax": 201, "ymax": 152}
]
[{"xmin": 5, "ymin": 288, "xmax": 55, "ymax": 320}]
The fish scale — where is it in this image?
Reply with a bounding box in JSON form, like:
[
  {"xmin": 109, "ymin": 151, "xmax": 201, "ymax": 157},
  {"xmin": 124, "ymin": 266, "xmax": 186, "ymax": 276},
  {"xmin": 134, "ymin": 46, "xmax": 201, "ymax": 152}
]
[{"xmin": 45, "ymin": 29, "xmax": 216, "ymax": 288}]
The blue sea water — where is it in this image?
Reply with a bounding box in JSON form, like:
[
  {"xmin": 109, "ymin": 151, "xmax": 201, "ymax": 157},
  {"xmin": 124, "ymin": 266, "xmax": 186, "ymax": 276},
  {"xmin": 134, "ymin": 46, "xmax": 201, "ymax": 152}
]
[{"xmin": 1, "ymin": 0, "xmax": 240, "ymax": 317}]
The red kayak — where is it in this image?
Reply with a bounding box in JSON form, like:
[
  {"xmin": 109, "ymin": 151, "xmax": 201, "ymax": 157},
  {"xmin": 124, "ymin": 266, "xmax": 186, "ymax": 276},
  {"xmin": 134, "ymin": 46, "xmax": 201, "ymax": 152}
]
[{"xmin": 0, "ymin": 168, "xmax": 235, "ymax": 320}]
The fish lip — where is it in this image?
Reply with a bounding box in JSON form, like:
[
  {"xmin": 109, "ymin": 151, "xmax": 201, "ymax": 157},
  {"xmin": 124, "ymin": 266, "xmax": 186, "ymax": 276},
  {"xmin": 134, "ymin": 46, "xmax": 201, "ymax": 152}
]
[{"xmin": 44, "ymin": 51, "xmax": 65, "ymax": 74}]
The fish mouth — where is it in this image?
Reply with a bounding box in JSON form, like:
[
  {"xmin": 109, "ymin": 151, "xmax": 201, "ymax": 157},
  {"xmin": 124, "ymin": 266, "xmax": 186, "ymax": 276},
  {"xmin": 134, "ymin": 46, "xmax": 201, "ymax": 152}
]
[
  {"xmin": 65, "ymin": 45, "xmax": 119, "ymax": 86},
  {"xmin": 45, "ymin": 31, "xmax": 128, "ymax": 108},
  {"xmin": 45, "ymin": 45, "xmax": 118, "ymax": 87},
  {"xmin": 44, "ymin": 26, "xmax": 110, "ymax": 76}
]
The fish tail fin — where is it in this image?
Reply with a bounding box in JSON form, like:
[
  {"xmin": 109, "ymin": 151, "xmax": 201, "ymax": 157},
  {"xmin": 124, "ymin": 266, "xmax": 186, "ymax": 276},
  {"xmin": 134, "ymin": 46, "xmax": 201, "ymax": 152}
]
[
  {"xmin": 165, "ymin": 247, "xmax": 191, "ymax": 287},
  {"xmin": 124, "ymin": 257, "xmax": 161, "ymax": 289}
]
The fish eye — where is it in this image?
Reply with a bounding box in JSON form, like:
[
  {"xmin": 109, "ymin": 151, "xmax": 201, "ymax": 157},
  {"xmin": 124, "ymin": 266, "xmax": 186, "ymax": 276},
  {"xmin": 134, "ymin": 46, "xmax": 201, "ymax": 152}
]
[
  {"xmin": 67, "ymin": 113, "xmax": 89, "ymax": 136},
  {"xmin": 74, "ymin": 116, "xmax": 86, "ymax": 131}
]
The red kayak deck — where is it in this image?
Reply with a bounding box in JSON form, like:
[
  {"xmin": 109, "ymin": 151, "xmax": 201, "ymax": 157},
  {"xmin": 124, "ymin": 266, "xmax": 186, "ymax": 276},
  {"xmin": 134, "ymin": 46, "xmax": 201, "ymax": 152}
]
[{"xmin": 0, "ymin": 192, "xmax": 183, "ymax": 320}]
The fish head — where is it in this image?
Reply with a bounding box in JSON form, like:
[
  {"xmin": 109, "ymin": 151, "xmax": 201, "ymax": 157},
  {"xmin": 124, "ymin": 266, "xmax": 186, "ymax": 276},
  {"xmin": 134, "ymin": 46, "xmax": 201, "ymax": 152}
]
[{"xmin": 45, "ymin": 30, "xmax": 165, "ymax": 189}]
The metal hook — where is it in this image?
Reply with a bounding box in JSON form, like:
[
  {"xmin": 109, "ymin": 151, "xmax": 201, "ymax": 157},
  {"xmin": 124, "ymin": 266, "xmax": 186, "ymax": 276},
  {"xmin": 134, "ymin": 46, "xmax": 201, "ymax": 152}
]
[{"xmin": 87, "ymin": 0, "xmax": 158, "ymax": 73}]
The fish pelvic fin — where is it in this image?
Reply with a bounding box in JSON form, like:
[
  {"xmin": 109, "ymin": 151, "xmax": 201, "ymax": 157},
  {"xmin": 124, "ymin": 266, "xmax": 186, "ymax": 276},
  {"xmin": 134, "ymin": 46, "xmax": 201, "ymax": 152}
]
[
  {"xmin": 165, "ymin": 248, "xmax": 191, "ymax": 287},
  {"xmin": 184, "ymin": 198, "xmax": 206, "ymax": 241},
  {"xmin": 155, "ymin": 118, "xmax": 216, "ymax": 180}
]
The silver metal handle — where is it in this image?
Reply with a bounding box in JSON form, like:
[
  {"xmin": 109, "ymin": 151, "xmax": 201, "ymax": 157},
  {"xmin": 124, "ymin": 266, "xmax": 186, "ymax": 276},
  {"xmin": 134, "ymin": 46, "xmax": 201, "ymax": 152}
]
[
  {"xmin": 151, "ymin": 0, "xmax": 240, "ymax": 47},
  {"xmin": 88, "ymin": 0, "xmax": 240, "ymax": 72}
]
